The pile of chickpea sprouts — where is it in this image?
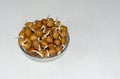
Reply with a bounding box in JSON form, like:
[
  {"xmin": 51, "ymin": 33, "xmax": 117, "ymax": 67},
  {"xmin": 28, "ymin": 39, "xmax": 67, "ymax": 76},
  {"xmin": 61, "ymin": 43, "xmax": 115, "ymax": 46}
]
[{"xmin": 18, "ymin": 17, "xmax": 69, "ymax": 58}]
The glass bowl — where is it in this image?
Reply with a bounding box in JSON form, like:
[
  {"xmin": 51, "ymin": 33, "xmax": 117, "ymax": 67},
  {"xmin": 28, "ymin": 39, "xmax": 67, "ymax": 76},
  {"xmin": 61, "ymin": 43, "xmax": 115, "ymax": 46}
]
[{"xmin": 19, "ymin": 35, "xmax": 70, "ymax": 62}]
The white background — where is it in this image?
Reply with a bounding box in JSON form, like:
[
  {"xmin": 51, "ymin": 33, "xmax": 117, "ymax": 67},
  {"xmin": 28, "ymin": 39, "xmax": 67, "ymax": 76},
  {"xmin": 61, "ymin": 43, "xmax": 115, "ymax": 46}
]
[{"xmin": 0, "ymin": 0, "xmax": 120, "ymax": 79}]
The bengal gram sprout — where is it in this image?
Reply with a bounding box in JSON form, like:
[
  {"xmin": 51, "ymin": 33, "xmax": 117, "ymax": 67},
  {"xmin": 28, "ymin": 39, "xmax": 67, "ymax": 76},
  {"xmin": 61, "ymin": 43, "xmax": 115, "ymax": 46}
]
[{"xmin": 18, "ymin": 17, "xmax": 69, "ymax": 58}]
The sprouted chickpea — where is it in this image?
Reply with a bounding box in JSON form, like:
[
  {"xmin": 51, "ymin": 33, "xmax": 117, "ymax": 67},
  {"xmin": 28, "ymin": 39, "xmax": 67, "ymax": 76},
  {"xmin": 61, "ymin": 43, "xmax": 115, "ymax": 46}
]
[
  {"xmin": 54, "ymin": 39, "xmax": 61, "ymax": 45},
  {"xmin": 55, "ymin": 45, "xmax": 62, "ymax": 54},
  {"xmin": 48, "ymin": 44, "xmax": 55, "ymax": 48},
  {"xmin": 28, "ymin": 47, "xmax": 35, "ymax": 55},
  {"xmin": 47, "ymin": 18, "xmax": 54, "ymax": 27},
  {"xmin": 39, "ymin": 49, "xmax": 48, "ymax": 58},
  {"xmin": 35, "ymin": 20, "xmax": 42, "ymax": 28},
  {"xmin": 40, "ymin": 40, "xmax": 48, "ymax": 47},
  {"xmin": 61, "ymin": 37, "xmax": 67, "ymax": 45},
  {"xmin": 23, "ymin": 42, "xmax": 32, "ymax": 50},
  {"xmin": 55, "ymin": 21, "xmax": 61, "ymax": 27},
  {"xmin": 33, "ymin": 40, "xmax": 39, "ymax": 50},
  {"xmin": 30, "ymin": 34, "xmax": 38, "ymax": 41},
  {"xmin": 34, "ymin": 29, "xmax": 42, "ymax": 37},
  {"xmin": 41, "ymin": 19, "xmax": 47, "ymax": 25},
  {"xmin": 18, "ymin": 17, "xmax": 69, "ymax": 58},
  {"xmin": 60, "ymin": 31, "xmax": 68, "ymax": 38},
  {"xmin": 45, "ymin": 36, "xmax": 53, "ymax": 43},
  {"xmin": 49, "ymin": 47, "xmax": 57, "ymax": 57},
  {"xmin": 25, "ymin": 22, "xmax": 33, "ymax": 29},
  {"xmin": 18, "ymin": 38, "xmax": 25, "ymax": 46},
  {"xmin": 53, "ymin": 31, "xmax": 59, "ymax": 39},
  {"xmin": 19, "ymin": 30, "xmax": 25, "ymax": 38},
  {"xmin": 61, "ymin": 25, "xmax": 68, "ymax": 32},
  {"xmin": 25, "ymin": 29, "xmax": 32, "ymax": 37}
]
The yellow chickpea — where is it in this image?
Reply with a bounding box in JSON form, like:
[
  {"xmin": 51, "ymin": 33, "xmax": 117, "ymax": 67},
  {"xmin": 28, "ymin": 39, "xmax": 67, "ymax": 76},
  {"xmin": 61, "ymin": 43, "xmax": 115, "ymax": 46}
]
[
  {"xmin": 41, "ymin": 40, "xmax": 48, "ymax": 46},
  {"xmin": 19, "ymin": 30, "xmax": 25, "ymax": 38},
  {"xmin": 51, "ymin": 26, "xmax": 57, "ymax": 31},
  {"xmin": 25, "ymin": 29, "xmax": 32, "ymax": 37},
  {"xmin": 47, "ymin": 18, "xmax": 54, "ymax": 27},
  {"xmin": 39, "ymin": 49, "xmax": 47, "ymax": 58},
  {"xmin": 53, "ymin": 31, "xmax": 59, "ymax": 39},
  {"xmin": 41, "ymin": 19, "xmax": 47, "ymax": 25},
  {"xmin": 54, "ymin": 39, "xmax": 61, "ymax": 45},
  {"xmin": 23, "ymin": 42, "xmax": 32, "ymax": 50},
  {"xmin": 27, "ymin": 47, "xmax": 35, "ymax": 55},
  {"xmin": 55, "ymin": 45, "xmax": 62, "ymax": 52},
  {"xmin": 30, "ymin": 34, "xmax": 37, "ymax": 41},
  {"xmin": 33, "ymin": 40, "xmax": 39, "ymax": 50},
  {"xmin": 55, "ymin": 21, "xmax": 61, "ymax": 27},
  {"xmin": 32, "ymin": 25, "xmax": 39, "ymax": 30},
  {"xmin": 61, "ymin": 25, "xmax": 68, "ymax": 32},
  {"xmin": 18, "ymin": 38, "xmax": 25, "ymax": 46},
  {"xmin": 25, "ymin": 22, "xmax": 34, "ymax": 29},
  {"xmin": 35, "ymin": 20, "xmax": 42, "ymax": 28},
  {"xmin": 34, "ymin": 29, "xmax": 42, "ymax": 37},
  {"xmin": 45, "ymin": 36, "xmax": 53, "ymax": 43},
  {"xmin": 61, "ymin": 37, "xmax": 67, "ymax": 45},
  {"xmin": 48, "ymin": 48, "xmax": 57, "ymax": 57},
  {"xmin": 60, "ymin": 31, "xmax": 68, "ymax": 38},
  {"xmin": 48, "ymin": 44, "xmax": 55, "ymax": 48},
  {"xmin": 41, "ymin": 35, "xmax": 46, "ymax": 40}
]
